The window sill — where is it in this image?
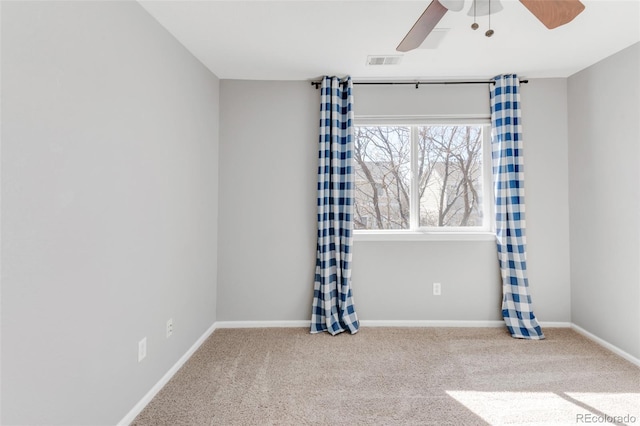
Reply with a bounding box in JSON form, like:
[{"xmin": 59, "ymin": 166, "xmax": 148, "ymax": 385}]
[{"xmin": 353, "ymin": 230, "xmax": 496, "ymax": 242}]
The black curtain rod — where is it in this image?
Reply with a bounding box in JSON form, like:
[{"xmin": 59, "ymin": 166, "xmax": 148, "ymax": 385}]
[{"xmin": 311, "ymin": 79, "xmax": 529, "ymax": 89}]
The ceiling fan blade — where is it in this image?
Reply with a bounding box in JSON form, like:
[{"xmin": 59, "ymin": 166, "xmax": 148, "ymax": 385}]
[
  {"xmin": 396, "ymin": 0, "xmax": 448, "ymax": 52},
  {"xmin": 519, "ymin": 0, "xmax": 585, "ymax": 29}
]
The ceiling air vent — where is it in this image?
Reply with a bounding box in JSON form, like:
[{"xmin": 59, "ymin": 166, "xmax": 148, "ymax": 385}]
[{"xmin": 366, "ymin": 55, "xmax": 403, "ymax": 66}]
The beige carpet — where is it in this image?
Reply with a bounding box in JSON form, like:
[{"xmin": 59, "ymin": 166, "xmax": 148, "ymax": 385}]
[{"xmin": 132, "ymin": 327, "xmax": 640, "ymax": 425}]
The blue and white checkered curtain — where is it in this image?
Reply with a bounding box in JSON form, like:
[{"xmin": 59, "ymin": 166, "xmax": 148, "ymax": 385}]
[
  {"xmin": 311, "ymin": 76, "xmax": 359, "ymax": 335},
  {"xmin": 490, "ymin": 74, "xmax": 544, "ymax": 340}
]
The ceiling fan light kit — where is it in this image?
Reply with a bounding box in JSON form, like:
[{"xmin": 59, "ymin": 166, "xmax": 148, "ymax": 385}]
[
  {"xmin": 468, "ymin": 0, "xmax": 503, "ymax": 17},
  {"xmin": 396, "ymin": 0, "xmax": 586, "ymax": 52},
  {"xmin": 438, "ymin": 0, "xmax": 465, "ymax": 12}
]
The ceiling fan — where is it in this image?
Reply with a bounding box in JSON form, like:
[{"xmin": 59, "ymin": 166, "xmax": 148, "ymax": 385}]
[{"xmin": 397, "ymin": 0, "xmax": 586, "ymax": 52}]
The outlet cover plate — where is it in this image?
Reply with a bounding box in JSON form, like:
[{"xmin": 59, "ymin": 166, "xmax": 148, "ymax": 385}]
[
  {"xmin": 166, "ymin": 318, "xmax": 173, "ymax": 338},
  {"xmin": 433, "ymin": 282, "xmax": 442, "ymax": 296},
  {"xmin": 138, "ymin": 337, "xmax": 147, "ymax": 362}
]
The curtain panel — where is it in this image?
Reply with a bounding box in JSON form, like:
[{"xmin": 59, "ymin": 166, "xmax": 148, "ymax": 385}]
[
  {"xmin": 310, "ymin": 76, "xmax": 359, "ymax": 335},
  {"xmin": 490, "ymin": 74, "xmax": 544, "ymax": 340}
]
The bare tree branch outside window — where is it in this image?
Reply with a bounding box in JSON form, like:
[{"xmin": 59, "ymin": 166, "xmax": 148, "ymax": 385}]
[{"xmin": 353, "ymin": 125, "xmax": 484, "ymax": 230}]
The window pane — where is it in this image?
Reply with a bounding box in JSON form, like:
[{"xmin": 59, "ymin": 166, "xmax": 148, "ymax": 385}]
[
  {"xmin": 417, "ymin": 126, "xmax": 484, "ymax": 227},
  {"xmin": 353, "ymin": 126, "xmax": 411, "ymax": 229}
]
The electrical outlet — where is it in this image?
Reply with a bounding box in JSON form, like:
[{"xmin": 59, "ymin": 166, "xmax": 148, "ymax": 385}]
[
  {"xmin": 138, "ymin": 337, "xmax": 147, "ymax": 362},
  {"xmin": 166, "ymin": 318, "xmax": 173, "ymax": 338},
  {"xmin": 433, "ymin": 282, "xmax": 442, "ymax": 296}
]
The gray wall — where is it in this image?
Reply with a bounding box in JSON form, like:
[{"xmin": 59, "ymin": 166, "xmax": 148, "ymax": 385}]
[
  {"xmin": 1, "ymin": 2, "xmax": 220, "ymax": 424},
  {"xmin": 354, "ymin": 81, "xmax": 571, "ymax": 322},
  {"xmin": 568, "ymin": 42, "xmax": 640, "ymax": 359},
  {"xmin": 217, "ymin": 80, "xmax": 319, "ymax": 321},
  {"xmin": 519, "ymin": 79, "xmax": 572, "ymax": 323},
  {"xmin": 217, "ymin": 79, "xmax": 571, "ymax": 323}
]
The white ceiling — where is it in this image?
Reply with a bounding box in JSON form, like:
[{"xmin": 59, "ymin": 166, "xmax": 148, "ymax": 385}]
[{"xmin": 139, "ymin": 0, "xmax": 640, "ymax": 81}]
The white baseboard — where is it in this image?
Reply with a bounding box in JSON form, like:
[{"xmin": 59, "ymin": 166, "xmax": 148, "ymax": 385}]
[
  {"xmin": 214, "ymin": 319, "xmax": 508, "ymax": 329},
  {"xmin": 360, "ymin": 319, "xmax": 505, "ymax": 328},
  {"xmin": 213, "ymin": 320, "xmax": 571, "ymax": 329},
  {"xmin": 571, "ymin": 323, "xmax": 640, "ymax": 367},
  {"xmin": 214, "ymin": 320, "xmax": 311, "ymax": 329},
  {"xmin": 539, "ymin": 321, "xmax": 572, "ymax": 328},
  {"xmin": 117, "ymin": 321, "xmax": 218, "ymax": 426}
]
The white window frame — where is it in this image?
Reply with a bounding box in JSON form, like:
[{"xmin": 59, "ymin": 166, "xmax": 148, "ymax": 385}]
[{"xmin": 353, "ymin": 116, "xmax": 495, "ymax": 242}]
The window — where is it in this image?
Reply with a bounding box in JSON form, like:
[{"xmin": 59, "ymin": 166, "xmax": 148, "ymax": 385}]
[{"xmin": 353, "ymin": 122, "xmax": 492, "ymax": 234}]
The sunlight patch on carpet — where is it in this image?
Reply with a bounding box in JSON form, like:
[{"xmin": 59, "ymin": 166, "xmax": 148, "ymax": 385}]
[
  {"xmin": 565, "ymin": 393, "xmax": 640, "ymax": 422},
  {"xmin": 446, "ymin": 391, "xmax": 640, "ymax": 425}
]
